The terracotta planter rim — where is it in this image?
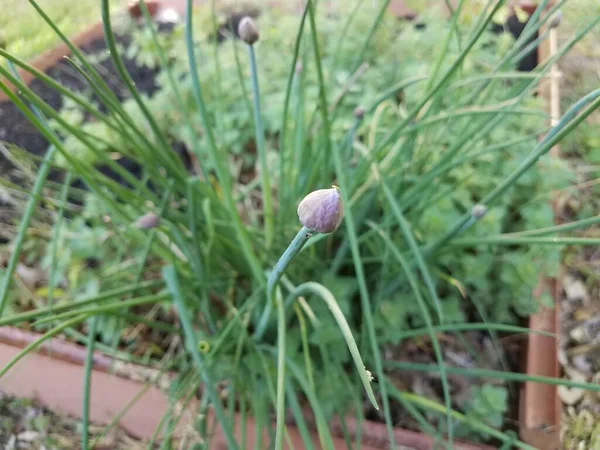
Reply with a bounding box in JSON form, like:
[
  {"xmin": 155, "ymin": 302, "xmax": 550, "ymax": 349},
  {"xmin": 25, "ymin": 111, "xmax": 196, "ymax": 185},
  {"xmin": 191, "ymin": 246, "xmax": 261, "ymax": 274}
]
[{"xmin": 0, "ymin": 325, "xmax": 496, "ymax": 449}]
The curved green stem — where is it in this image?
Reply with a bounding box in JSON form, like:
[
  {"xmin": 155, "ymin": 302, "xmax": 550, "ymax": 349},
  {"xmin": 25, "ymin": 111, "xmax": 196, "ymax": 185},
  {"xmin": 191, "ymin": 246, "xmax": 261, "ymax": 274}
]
[
  {"xmin": 284, "ymin": 282, "xmax": 379, "ymax": 410},
  {"xmin": 0, "ymin": 314, "xmax": 89, "ymax": 379},
  {"xmin": 254, "ymin": 226, "xmax": 314, "ymax": 339},
  {"xmin": 247, "ymin": 44, "xmax": 275, "ymax": 248}
]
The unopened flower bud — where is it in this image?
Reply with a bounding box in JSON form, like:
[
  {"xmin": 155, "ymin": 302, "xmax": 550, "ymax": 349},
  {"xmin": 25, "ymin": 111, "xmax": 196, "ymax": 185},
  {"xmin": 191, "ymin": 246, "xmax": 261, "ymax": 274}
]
[
  {"xmin": 471, "ymin": 204, "xmax": 487, "ymax": 219},
  {"xmin": 548, "ymin": 10, "xmax": 562, "ymax": 29},
  {"xmin": 238, "ymin": 17, "xmax": 259, "ymax": 45},
  {"xmin": 354, "ymin": 106, "xmax": 366, "ymax": 119},
  {"xmin": 297, "ymin": 186, "xmax": 344, "ymax": 234},
  {"xmin": 135, "ymin": 212, "xmax": 160, "ymax": 229}
]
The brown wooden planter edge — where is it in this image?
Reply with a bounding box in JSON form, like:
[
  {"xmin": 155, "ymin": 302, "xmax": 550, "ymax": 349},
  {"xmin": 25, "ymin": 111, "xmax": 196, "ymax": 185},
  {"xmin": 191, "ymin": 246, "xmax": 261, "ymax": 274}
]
[{"xmin": 519, "ymin": 16, "xmax": 562, "ymax": 450}]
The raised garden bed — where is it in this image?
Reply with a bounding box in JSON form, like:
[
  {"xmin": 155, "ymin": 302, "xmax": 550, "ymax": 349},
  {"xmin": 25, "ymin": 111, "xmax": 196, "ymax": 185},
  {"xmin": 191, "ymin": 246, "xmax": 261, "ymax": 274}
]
[{"xmin": 0, "ymin": 1, "xmax": 587, "ymax": 449}]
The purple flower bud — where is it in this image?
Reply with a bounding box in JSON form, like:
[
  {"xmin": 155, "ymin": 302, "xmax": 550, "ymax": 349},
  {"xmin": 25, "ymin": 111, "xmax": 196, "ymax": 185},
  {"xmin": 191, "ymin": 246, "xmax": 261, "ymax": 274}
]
[
  {"xmin": 297, "ymin": 186, "xmax": 344, "ymax": 234},
  {"xmin": 471, "ymin": 204, "xmax": 487, "ymax": 219},
  {"xmin": 354, "ymin": 106, "xmax": 366, "ymax": 119},
  {"xmin": 549, "ymin": 10, "xmax": 562, "ymax": 29},
  {"xmin": 135, "ymin": 212, "xmax": 160, "ymax": 229},
  {"xmin": 238, "ymin": 17, "xmax": 259, "ymax": 45}
]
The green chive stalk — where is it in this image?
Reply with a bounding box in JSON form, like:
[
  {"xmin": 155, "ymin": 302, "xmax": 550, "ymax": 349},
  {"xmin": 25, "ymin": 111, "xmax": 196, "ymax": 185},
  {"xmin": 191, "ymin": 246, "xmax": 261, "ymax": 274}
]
[
  {"xmin": 240, "ymin": 17, "xmax": 275, "ymax": 249},
  {"xmin": 81, "ymin": 316, "xmax": 99, "ymax": 450},
  {"xmin": 254, "ymin": 226, "xmax": 313, "ymax": 340}
]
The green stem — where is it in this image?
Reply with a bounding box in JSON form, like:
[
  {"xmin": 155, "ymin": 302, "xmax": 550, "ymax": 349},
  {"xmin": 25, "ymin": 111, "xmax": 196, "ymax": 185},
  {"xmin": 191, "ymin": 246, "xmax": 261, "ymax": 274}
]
[
  {"xmin": 184, "ymin": 0, "xmax": 264, "ymax": 282},
  {"xmin": 48, "ymin": 171, "xmax": 72, "ymax": 316},
  {"xmin": 386, "ymin": 361, "xmax": 600, "ymax": 393},
  {"xmin": 426, "ymin": 0, "xmax": 464, "ymax": 90},
  {"xmin": 390, "ymin": 389, "xmax": 537, "ymax": 450},
  {"xmin": 254, "ymin": 226, "xmax": 313, "ymax": 339},
  {"xmin": 352, "ymin": 0, "xmax": 391, "ymax": 72},
  {"xmin": 32, "ymin": 294, "xmax": 169, "ymax": 327},
  {"xmin": 389, "ymin": 322, "xmax": 554, "ymax": 341},
  {"xmin": 247, "ymin": 44, "xmax": 275, "ymax": 248},
  {"xmin": 0, "ymin": 59, "xmax": 59, "ymax": 317},
  {"xmin": 279, "ymin": 2, "xmax": 310, "ymax": 211},
  {"xmin": 0, "ymin": 279, "xmax": 163, "ymax": 327},
  {"xmin": 506, "ymin": 215, "xmax": 600, "ymax": 237},
  {"xmin": 425, "ymin": 88, "xmax": 600, "ymax": 256},
  {"xmin": 138, "ymin": 0, "xmax": 209, "ymax": 181},
  {"xmin": 163, "ymin": 266, "xmax": 239, "ymax": 450},
  {"xmin": 368, "ymin": 220, "xmax": 452, "ymax": 443},
  {"xmin": 284, "ymin": 282, "xmax": 379, "ymax": 409},
  {"xmin": 100, "ymin": 0, "xmax": 186, "ymax": 181},
  {"xmin": 295, "ymin": 303, "xmax": 314, "ymax": 392},
  {"xmin": 0, "ymin": 145, "xmax": 56, "ymax": 316},
  {"xmin": 0, "ymin": 314, "xmax": 89, "ymax": 379},
  {"xmin": 275, "ymin": 288, "xmax": 286, "ymax": 450},
  {"xmin": 82, "ymin": 316, "xmax": 99, "ymax": 450},
  {"xmin": 451, "ymin": 236, "xmax": 600, "ymax": 247}
]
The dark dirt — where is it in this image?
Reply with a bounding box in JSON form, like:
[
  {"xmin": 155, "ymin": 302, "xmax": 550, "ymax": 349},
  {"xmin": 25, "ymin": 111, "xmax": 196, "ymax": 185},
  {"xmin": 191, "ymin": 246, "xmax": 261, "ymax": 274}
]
[
  {"xmin": 0, "ymin": 32, "xmax": 160, "ymax": 162},
  {"xmin": 383, "ymin": 329, "xmax": 523, "ymax": 440},
  {"xmin": 0, "ymin": 23, "xmax": 172, "ymax": 243},
  {"xmin": 0, "ymin": 392, "xmax": 150, "ymax": 450}
]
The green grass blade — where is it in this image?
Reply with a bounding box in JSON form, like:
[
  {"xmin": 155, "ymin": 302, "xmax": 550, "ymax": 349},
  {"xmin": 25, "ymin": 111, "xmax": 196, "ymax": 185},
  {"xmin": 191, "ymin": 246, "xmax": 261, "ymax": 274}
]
[
  {"xmin": 286, "ymin": 382, "xmax": 315, "ymax": 450},
  {"xmin": 0, "ymin": 279, "xmax": 163, "ymax": 326},
  {"xmin": 275, "ymin": 287, "xmax": 286, "ymax": 450},
  {"xmin": 306, "ymin": 0, "xmax": 395, "ymax": 442},
  {"xmin": 388, "ymin": 322, "xmax": 555, "ymax": 342},
  {"xmin": 138, "ymin": 0, "xmax": 210, "ymax": 182},
  {"xmin": 32, "ymin": 293, "xmax": 169, "ymax": 326},
  {"xmin": 47, "ymin": 171, "xmax": 72, "ymax": 315},
  {"xmin": 389, "ymin": 387, "xmax": 537, "ymax": 450},
  {"xmin": 452, "ymin": 236, "xmax": 600, "ymax": 247},
  {"xmin": 100, "ymin": 0, "xmax": 186, "ymax": 181},
  {"xmin": 425, "ymin": 88, "xmax": 600, "ymax": 256},
  {"xmin": 352, "ymin": 0, "xmax": 391, "ymax": 72},
  {"xmin": 0, "ymin": 145, "xmax": 56, "ymax": 316},
  {"xmin": 368, "ymin": 220, "xmax": 453, "ymax": 444},
  {"xmin": 285, "ymin": 282, "xmax": 378, "ymax": 409},
  {"xmin": 184, "ymin": 0, "xmax": 263, "ymax": 283},
  {"xmin": 162, "ymin": 265, "xmax": 239, "ymax": 450},
  {"xmin": 247, "ymin": 44, "xmax": 274, "ymax": 248},
  {"xmin": 81, "ymin": 316, "xmax": 99, "ymax": 450},
  {"xmin": 387, "ymin": 361, "xmax": 600, "ymax": 393},
  {"xmin": 0, "ymin": 314, "xmax": 89, "ymax": 379}
]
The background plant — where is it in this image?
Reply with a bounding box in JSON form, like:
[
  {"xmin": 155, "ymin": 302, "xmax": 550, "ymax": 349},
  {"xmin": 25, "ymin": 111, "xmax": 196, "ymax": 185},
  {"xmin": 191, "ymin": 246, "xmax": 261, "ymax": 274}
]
[{"xmin": 0, "ymin": 0, "xmax": 599, "ymax": 448}]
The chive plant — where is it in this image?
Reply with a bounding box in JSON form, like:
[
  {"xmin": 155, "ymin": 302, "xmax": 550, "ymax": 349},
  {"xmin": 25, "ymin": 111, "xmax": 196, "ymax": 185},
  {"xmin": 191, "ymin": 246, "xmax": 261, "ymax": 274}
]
[{"xmin": 0, "ymin": 0, "xmax": 599, "ymax": 448}]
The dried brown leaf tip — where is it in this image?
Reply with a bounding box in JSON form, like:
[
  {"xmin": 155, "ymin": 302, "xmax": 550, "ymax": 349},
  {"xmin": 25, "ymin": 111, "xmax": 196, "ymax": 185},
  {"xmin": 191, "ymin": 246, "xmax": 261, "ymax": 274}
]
[
  {"xmin": 238, "ymin": 17, "xmax": 259, "ymax": 45},
  {"xmin": 297, "ymin": 186, "xmax": 344, "ymax": 234}
]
